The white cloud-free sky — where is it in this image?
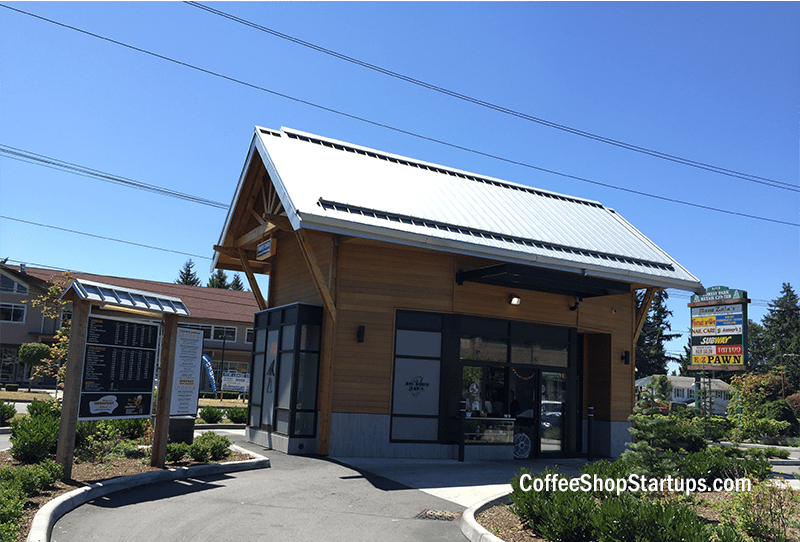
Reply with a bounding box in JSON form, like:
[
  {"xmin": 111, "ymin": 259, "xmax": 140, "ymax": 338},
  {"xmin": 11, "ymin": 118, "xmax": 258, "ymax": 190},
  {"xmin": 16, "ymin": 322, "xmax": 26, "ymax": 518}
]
[{"xmin": 2, "ymin": 2, "xmax": 798, "ymax": 367}]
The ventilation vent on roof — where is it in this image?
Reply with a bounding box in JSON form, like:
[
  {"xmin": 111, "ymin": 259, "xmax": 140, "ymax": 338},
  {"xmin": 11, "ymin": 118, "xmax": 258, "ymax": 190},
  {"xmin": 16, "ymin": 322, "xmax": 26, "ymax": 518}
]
[{"xmin": 317, "ymin": 198, "xmax": 674, "ymax": 272}]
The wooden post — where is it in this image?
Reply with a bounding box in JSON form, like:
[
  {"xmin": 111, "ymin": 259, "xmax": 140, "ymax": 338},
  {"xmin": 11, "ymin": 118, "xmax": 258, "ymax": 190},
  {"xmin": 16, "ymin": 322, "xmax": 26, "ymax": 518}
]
[
  {"xmin": 55, "ymin": 297, "xmax": 90, "ymax": 480},
  {"xmin": 316, "ymin": 236, "xmax": 339, "ymax": 455},
  {"xmin": 151, "ymin": 313, "xmax": 178, "ymax": 468}
]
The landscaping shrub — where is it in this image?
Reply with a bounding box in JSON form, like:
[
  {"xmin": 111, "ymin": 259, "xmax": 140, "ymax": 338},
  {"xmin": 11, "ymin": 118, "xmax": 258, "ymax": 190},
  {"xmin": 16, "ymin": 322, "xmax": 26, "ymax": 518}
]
[
  {"xmin": 198, "ymin": 406, "xmax": 223, "ymax": 424},
  {"xmin": 0, "ymin": 459, "xmax": 62, "ymax": 542},
  {"xmin": 721, "ymin": 479, "xmax": 800, "ymax": 540},
  {"xmin": 166, "ymin": 442, "xmax": 191, "ymax": 463},
  {"xmin": 510, "ymin": 468, "xmax": 595, "ymax": 542},
  {"xmin": 189, "ymin": 432, "xmax": 231, "ymax": 462},
  {"xmin": 9, "ymin": 399, "xmax": 60, "ymax": 463},
  {"xmin": 4, "ymin": 384, "xmax": 18, "ymax": 392},
  {"xmin": 225, "ymin": 407, "xmax": 247, "ymax": 424},
  {"xmin": 0, "ymin": 522, "xmax": 19, "ymax": 542},
  {"xmin": 678, "ymin": 445, "xmax": 771, "ymax": 483},
  {"xmin": 0, "ymin": 401, "xmax": 15, "ymax": 427}
]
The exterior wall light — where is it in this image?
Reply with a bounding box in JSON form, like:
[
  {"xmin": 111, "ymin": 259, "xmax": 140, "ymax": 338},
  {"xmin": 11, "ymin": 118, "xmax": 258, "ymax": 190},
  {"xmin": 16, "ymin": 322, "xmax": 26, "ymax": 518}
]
[
  {"xmin": 509, "ymin": 295, "xmax": 521, "ymax": 306},
  {"xmin": 622, "ymin": 351, "xmax": 631, "ymax": 365}
]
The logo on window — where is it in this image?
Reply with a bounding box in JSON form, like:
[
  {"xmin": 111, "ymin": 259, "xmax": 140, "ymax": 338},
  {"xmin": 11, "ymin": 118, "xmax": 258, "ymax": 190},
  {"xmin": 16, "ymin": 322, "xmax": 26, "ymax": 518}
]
[{"xmin": 405, "ymin": 375, "xmax": 429, "ymax": 397}]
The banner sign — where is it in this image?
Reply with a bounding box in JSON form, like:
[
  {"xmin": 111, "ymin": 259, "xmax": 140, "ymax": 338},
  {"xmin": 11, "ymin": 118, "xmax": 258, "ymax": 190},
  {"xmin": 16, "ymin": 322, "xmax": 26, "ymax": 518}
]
[
  {"xmin": 202, "ymin": 354, "xmax": 217, "ymax": 394},
  {"xmin": 688, "ymin": 286, "xmax": 748, "ymax": 371},
  {"xmin": 221, "ymin": 371, "xmax": 250, "ymax": 393},
  {"xmin": 170, "ymin": 328, "xmax": 204, "ymax": 416},
  {"xmin": 79, "ymin": 316, "xmax": 159, "ymax": 420}
]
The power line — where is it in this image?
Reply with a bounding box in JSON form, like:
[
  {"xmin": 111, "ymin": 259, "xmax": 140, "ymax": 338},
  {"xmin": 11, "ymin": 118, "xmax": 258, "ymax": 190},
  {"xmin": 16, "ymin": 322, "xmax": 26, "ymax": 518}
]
[
  {"xmin": 0, "ymin": 145, "xmax": 228, "ymax": 210},
  {"xmin": 0, "ymin": 215, "xmax": 212, "ymax": 260},
  {"xmin": 3, "ymin": 4, "xmax": 798, "ymax": 228},
  {"xmin": 186, "ymin": 1, "xmax": 799, "ymax": 193}
]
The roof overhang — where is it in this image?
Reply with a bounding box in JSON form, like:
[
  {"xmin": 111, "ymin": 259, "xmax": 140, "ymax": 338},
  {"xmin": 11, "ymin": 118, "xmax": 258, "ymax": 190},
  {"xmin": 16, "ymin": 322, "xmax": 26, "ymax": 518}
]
[{"xmin": 457, "ymin": 264, "xmax": 631, "ymax": 299}]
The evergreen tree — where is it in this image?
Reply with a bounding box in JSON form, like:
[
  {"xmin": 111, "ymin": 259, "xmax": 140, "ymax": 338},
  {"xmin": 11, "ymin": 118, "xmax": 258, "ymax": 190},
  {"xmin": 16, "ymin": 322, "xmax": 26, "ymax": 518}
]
[
  {"xmin": 229, "ymin": 273, "xmax": 245, "ymax": 291},
  {"xmin": 175, "ymin": 259, "xmax": 201, "ymax": 286},
  {"xmin": 746, "ymin": 320, "xmax": 770, "ymax": 373},
  {"xmin": 763, "ymin": 283, "xmax": 800, "ymax": 387},
  {"xmin": 207, "ymin": 269, "xmax": 230, "ymax": 289},
  {"xmin": 635, "ymin": 290, "xmax": 680, "ymax": 377}
]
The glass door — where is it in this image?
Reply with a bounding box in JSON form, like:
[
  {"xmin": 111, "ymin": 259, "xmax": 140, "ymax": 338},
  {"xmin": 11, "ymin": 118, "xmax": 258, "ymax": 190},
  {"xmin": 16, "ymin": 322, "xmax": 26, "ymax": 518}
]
[
  {"xmin": 540, "ymin": 371, "xmax": 567, "ymax": 453},
  {"xmin": 510, "ymin": 366, "xmax": 537, "ymax": 459}
]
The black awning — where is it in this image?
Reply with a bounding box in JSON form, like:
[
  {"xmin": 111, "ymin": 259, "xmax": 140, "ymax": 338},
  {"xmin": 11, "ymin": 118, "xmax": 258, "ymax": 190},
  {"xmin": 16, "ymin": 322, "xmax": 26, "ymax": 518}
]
[{"xmin": 456, "ymin": 264, "xmax": 631, "ymax": 298}]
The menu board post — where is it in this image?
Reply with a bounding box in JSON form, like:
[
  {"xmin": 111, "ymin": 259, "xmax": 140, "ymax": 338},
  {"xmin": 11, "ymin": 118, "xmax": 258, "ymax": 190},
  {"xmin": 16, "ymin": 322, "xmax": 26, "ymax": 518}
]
[
  {"xmin": 152, "ymin": 313, "xmax": 179, "ymax": 468},
  {"xmin": 55, "ymin": 298, "xmax": 91, "ymax": 480}
]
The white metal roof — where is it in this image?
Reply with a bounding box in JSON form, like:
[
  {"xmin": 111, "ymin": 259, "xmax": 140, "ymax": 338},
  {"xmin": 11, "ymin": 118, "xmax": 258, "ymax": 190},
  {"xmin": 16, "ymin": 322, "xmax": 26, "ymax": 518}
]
[
  {"xmin": 229, "ymin": 126, "xmax": 703, "ymax": 292},
  {"xmin": 62, "ymin": 279, "xmax": 189, "ymax": 316}
]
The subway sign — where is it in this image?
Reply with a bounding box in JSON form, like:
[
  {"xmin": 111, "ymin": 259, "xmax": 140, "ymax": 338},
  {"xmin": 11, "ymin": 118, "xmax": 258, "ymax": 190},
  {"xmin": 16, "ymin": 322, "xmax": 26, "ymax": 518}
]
[{"xmin": 688, "ymin": 286, "xmax": 747, "ymax": 371}]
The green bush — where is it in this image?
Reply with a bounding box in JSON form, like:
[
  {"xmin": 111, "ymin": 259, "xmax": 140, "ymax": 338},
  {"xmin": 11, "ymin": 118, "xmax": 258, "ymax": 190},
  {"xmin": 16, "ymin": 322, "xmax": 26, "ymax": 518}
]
[
  {"xmin": 0, "ymin": 521, "xmax": 19, "ymax": 542},
  {"xmin": 189, "ymin": 432, "xmax": 231, "ymax": 462},
  {"xmin": 9, "ymin": 399, "xmax": 60, "ymax": 463},
  {"xmin": 4, "ymin": 384, "xmax": 18, "ymax": 392},
  {"xmin": 678, "ymin": 445, "xmax": 771, "ymax": 483},
  {"xmin": 225, "ymin": 407, "xmax": 247, "ymax": 424},
  {"xmin": 510, "ymin": 468, "xmax": 595, "ymax": 542},
  {"xmin": 0, "ymin": 485, "xmax": 26, "ymax": 524},
  {"xmin": 198, "ymin": 406, "xmax": 223, "ymax": 424},
  {"xmin": 166, "ymin": 442, "xmax": 191, "ymax": 463},
  {"xmin": 0, "ymin": 459, "xmax": 62, "ymax": 495},
  {"xmin": 0, "ymin": 402, "xmax": 15, "ymax": 427}
]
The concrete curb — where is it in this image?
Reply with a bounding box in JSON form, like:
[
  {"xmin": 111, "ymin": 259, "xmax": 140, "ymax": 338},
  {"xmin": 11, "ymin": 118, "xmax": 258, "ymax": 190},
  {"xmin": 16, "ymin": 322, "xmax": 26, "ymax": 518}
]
[
  {"xmin": 459, "ymin": 490, "xmax": 512, "ymax": 542},
  {"xmin": 26, "ymin": 446, "xmax": 269, "ymax": 542}
]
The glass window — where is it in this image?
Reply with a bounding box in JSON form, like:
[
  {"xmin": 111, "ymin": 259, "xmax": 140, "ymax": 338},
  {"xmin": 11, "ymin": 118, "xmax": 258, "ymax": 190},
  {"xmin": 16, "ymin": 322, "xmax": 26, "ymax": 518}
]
[
  {"xmin": 294, "ymin": 412, "xmax": 316, "ymax": 436},
  {"xmin": 392, "ymin": 358, "xmax": 441, "ymax": 416},
  {"xmin": 511, "ymin": 340, "xmax": 568, "ymax": 367},
  {"xmin": 0, "ymin": 303, "xmax": 25, "ymax": 323},
  {"xmin": 295, "ymin": 353, "xmax": 319, "ymax": 410},
  {"xmin": 277, "ymin": 352, "xmax": 294, "ymax": 409},
  {"xmin": 246, "ymin": 328, "xmax": 254, "ymax": 343},
  {"xmin": 395, "ymin": 330, "xmax": 441, "ymax": 358},
  {"xmin": 460, "ymin": 336, "xmax": 506, "ymax": 363},
  {"xmin": 255, "ymin": 328, "xmax": 267, "ymax": 353},
  {"xmin": 463, "ymin": 365, "xmax": 506, "ymax": 417},
  {"xmin": 281, "ymin": 325, "xmax": 296, "ymax": 351},
  {"xmin": 213, "ymin": 326, "xmax": 236, "ymax": 341},
  {"xmin": 299, "ymin": 325, "xmax": 321, "ymax": 351},
  {"xmin": 275, "ymin": 409, "xmax": 290, "ymax": 434},
  {"xmin": 261, "ymin": 330, "xmax": 279, "ymax": 427},
  {"xmin": 0, "ymin": 275, "xmax": 27, "ymax": 294}
]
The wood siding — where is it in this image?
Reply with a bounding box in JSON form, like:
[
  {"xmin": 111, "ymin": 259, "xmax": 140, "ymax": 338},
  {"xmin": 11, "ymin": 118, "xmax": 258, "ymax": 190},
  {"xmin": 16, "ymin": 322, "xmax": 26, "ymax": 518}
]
[{"xmin": 270, "ymin": 235, "xmax": 637, "ymax": 423}]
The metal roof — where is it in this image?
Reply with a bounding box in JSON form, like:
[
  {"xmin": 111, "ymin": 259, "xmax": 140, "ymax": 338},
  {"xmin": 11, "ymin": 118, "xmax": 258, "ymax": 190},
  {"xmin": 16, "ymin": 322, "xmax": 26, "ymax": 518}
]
[
  {"xmin": 225, "ymin": 126, "xmax": 703, "ymax": 292},
  {"xmin": 62, "ymin": 278, "xmax": 189, "ymax": 316}
]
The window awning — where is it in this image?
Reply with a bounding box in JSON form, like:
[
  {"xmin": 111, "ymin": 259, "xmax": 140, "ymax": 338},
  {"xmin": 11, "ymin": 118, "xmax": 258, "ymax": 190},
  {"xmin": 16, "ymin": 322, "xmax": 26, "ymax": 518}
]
[{"xmin": 61, "ymin": 279, "xmax": 189, "ymax": 317}]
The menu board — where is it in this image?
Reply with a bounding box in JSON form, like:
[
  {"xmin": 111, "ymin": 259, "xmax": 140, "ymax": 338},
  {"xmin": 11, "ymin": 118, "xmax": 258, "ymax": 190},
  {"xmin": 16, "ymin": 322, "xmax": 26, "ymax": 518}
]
[
  {"xmin": 170, "ymin": 328, "xmax": 204, "ymax": 416},
  {"xmin": 78, "ymin": 317, "xmax": 160, "ymax": 420}
]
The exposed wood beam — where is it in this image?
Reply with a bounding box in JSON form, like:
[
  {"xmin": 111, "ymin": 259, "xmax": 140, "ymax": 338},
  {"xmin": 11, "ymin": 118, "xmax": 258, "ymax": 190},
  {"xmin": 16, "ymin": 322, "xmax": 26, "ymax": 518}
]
[
  {"xmin": 213, "ymin": 245, "xmax": 271, "ymax": 272},
  {"xmin": 249, "ymin": 208, "xmax": 266, "ymax": 225},
  {"xmin": 238, "ymin": 248, "xmax": 267, "ymax": 310},
  {"xmin": 634, "ymin": 287, "xmax": 658, "ymax": 342},
  {"xmin": 235, "ymin": 222, "xmax": 274, "ymax": 248},
  {"xmin": 294, "ymin": 229, "xmax": 337, "ymax": 321},
  {"xmin": 263, "ymin": 213, "xmax": 292, "ymax": 231}
]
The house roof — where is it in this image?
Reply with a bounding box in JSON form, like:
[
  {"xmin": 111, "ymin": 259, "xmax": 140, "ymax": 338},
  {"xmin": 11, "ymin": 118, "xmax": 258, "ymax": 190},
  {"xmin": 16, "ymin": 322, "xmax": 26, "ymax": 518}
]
[
  {"xmin": 636, "ymin": 375, "xmax": 730, "ymax": 391},
  {"xmin": 215, "ymin": 126, "xmax": 703, "ymax": 293},
  {"xmin": 8, "ymin": 265, "xmax": 259, "ymax": 324}
]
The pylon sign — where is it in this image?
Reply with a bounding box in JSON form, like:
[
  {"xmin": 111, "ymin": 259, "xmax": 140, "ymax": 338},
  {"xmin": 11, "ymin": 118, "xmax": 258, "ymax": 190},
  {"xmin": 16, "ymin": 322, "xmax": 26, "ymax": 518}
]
[{"xmin": 688, "ymin": 286, "xmax": 747, "ymax": 371}]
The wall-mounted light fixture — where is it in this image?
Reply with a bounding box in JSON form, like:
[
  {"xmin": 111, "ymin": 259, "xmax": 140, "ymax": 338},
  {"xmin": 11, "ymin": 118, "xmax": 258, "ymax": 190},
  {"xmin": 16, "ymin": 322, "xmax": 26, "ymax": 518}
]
[
  {"xmin": 622, "ymin": 351, "xmax": 630, "ymax": 365},
  {"xmin": 357, "ymin": 325, "xmax": 365, "ymax": 343},
  {"xmin": 509, "ymin": 294, "xmax": 521, "ymax": 306}
]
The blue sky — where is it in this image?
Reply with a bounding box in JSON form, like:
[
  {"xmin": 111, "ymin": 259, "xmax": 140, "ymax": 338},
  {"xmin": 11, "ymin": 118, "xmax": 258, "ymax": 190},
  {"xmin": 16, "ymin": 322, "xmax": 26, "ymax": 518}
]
[{"xmin": 1, "ymin": 2, "xmax": 798, "ymax": 369}]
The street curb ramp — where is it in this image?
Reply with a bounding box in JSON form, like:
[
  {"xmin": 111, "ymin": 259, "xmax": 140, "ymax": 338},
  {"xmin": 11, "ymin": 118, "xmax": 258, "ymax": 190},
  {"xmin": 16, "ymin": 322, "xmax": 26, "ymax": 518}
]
[{"xmin": 27, "ymin": 446, "xmax": 269, "ymax": 542}]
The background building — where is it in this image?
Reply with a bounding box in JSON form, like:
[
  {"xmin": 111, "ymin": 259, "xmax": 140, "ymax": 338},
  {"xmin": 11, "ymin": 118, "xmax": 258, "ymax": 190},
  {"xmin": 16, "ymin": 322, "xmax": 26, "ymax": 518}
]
[{"xmin": 0, "ymin": 263, "xmax": 259, "ymax": 391}]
